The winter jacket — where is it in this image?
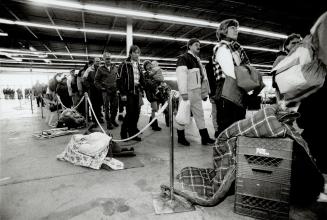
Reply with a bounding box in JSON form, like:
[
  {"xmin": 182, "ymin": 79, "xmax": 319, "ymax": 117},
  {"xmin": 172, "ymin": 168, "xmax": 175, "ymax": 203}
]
[
  {"xmin": 94, "ymin": 64, "xmax": 118, "ymax": 91},
  {"xmin": 117, "ymin": 57, "xmax": 144, "ymax": 96}
]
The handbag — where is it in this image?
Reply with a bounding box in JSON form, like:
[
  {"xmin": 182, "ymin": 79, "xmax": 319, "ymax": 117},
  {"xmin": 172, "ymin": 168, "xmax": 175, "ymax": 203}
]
[
  {"xmin": 235, "ymin": 65, "xmax": 263, "ymax": 92},
  {"xmin": 175, "ymin": 99, "xmax": 191, "ymax": 125}
]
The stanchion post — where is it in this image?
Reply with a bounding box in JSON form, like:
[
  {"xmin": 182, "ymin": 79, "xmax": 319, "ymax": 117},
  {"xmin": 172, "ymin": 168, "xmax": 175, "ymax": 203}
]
[
  {"xmin": 84, "ymin": 92, "xmax": 89, "ymax": 126},
  {"xmin": 30, "ymin": 92, "xmax": 33, "ymax": 114},
  {"xmin": 169, "ymin": 92, "xmax": 174, "ymax": 201},
  {"xmin": 40, "ymin": 97, "xmax": 44, "ymax": 118}
]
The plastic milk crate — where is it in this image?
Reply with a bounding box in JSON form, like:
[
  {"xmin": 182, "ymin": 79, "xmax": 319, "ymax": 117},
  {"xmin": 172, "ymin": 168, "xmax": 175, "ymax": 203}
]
[{"xmin": 234, "ymin": 136, "xmax": 293, "ymax": 220}]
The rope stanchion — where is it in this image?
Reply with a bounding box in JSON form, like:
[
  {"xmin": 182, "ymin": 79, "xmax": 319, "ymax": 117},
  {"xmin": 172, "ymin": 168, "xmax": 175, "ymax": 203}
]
[
  {"xmin": 85, "ymin": 92, "xmax": 170, "ymax": 142},
  {"xmin": 87, "ymin": 96, "xmax": 106, "ymax": 134},
  {"xmin": 56, "ymin": 95, "xmax": 68, "ymax": 110},
  {"xmin": 112, "ymin": 101, "xmax": 168, "ymax": 142},
  {"xmin": 72, "ymin": 95, "xmax": 85, "ymax": 110},
  {"xmin": 30, "ymin": 92, "xmax": 33, "ymax": 114},
  {"xmin": 84, "ymin": 93, "xmax": 89, "ymax": 126},
  {"xmin": 40, "ymin": 102, "xmax": 44, "ymax": 118}
]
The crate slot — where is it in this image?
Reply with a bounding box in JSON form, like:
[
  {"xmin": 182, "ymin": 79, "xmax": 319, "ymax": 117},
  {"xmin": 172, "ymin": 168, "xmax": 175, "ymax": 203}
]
[{"xmin": 244, "ymin": 155, "xmax": 283, "ymax": 167}]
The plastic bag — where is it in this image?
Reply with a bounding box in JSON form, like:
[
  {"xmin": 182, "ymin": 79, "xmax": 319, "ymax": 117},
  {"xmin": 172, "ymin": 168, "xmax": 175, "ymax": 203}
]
[{"xmin": 175, "ymin": 99, "xmax": 190, "ymax": 125}]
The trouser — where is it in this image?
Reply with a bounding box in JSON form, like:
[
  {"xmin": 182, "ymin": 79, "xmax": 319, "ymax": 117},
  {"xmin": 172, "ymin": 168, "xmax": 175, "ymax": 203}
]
[
  {"xmin": 36, "ymin": 95, "xmax": 44, "ymax": 107},
  {"xmin": 301, "ymin": 130, "xmax": 327, "ymax": 173},
  {"xmin": 102, "ymin": 88, "xmax": 118, "ymax": 122},
  {"xmin": 118, "ymin": 93, "xmax": 126, "ymax": 114},
  {"xmin": 210, "ymin": 98, "xmax": 218, "ymax": 131},
  {"xmin": 175, "ymin": 88, "xmax": 206, "ymax": 130},
  {"xmin": 89, "ymin": 88, "xmax": 103, "ymax": 122},
  {"xmin": 216, "ymin": 98, "xmax": 246, "ymax": 135},
  {"xmin": 121, "ymin": 93, "xmax": 141, "ymax": 135}
]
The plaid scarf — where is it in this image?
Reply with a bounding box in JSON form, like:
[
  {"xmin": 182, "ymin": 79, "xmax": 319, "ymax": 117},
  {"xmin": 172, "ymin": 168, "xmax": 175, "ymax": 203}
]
[{"xmin": 212, "ymin": 40, "xmax": 250, "ymax": 81}]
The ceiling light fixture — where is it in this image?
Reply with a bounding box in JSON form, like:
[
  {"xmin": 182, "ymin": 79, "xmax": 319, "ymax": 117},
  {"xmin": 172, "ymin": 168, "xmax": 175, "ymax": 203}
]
[
  {"xmin": 0, "ymin": 18, "xmax": 279, "ymax": 53},
  {"xmin": 0, "ymin": 48, "xmax": 271, "ymax": 66},
  {"xmin": 0, "ymin": 60, "xmax": 85, "ymax": 66},
  {"xmin": 27, "ymin": 0, "xmax": 287, "ymax": 39},
  {"xmin": 0, "ymin": 32, "xmax": 8, "ymax": 36}
]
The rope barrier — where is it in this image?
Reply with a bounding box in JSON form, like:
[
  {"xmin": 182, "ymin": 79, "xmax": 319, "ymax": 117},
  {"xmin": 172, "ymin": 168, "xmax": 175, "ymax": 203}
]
[
  {"xmin": 85, "ymin": 92, "xmax": 172, "ymax": 142},
  {"xmin": 55, "ymin": 95, "xmax": 85, "ymax": 111},
  {"xmin": 87, "ymin": 97, "xmax": 106, "ymax": 134},
  {"xmin": 56, "ymin": 95, "xmax": 68, "ymax": 110},
  {"xmin": 73, "ymin": 95, "xmax": 85, "ymax": 110},
  {"xmin": 113, "ymin": 101, "xmax": 168, "ymax": 142}
]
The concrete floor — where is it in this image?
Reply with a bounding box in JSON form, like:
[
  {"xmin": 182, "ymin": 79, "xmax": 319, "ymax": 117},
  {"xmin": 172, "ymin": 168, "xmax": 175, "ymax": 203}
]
[{"xmin": 0, "ymin": 98, "xmax": 326, "ymax": 220}]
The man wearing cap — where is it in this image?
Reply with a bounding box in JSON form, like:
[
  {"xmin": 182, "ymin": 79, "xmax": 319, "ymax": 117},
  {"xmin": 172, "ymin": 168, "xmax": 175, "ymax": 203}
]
[
  {"xmin": 95, "ymin": 52, "xmax": 119, "ymax": 130},
  {"xmin": 175, "ymin": 38, "xmax": 215, "ymax": 146}
]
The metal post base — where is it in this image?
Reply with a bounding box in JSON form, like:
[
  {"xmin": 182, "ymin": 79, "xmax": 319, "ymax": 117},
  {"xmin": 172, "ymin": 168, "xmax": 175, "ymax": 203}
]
[{"xmin": 152, "ymin": 187, "xmax": 195, "ymax": 214}]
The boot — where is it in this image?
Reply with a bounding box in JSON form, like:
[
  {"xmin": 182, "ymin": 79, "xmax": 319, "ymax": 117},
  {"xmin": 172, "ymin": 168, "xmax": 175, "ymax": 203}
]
[
  {"xmin": 177, "ymin": 129, "xmax": 190, "ymax": 146},
  {"xmin": 199, "ymin": 128, "xmax": 215, "ymax": 145},
  {"xmin": 150, "ymin": 117, "xmax": 161, "ymax": 131}
]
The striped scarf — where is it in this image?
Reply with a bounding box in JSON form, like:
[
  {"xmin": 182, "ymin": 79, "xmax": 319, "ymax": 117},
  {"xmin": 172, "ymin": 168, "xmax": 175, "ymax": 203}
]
[{"xmin": 212, "ymin": 40, "xmax": 250, "ymax": 80}]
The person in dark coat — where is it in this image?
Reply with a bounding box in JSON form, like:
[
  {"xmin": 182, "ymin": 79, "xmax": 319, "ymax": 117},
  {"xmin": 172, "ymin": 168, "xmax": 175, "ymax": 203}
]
[
  {"xmin": 94, "ymin": 52, "xmax": 119, "ymax": 130},
  {"xmin": 83, "ymin": 57, "xmax": 102, "ymax": 124},
  {"xmin": 117, "ymin": 45, "xmax": 144, "ymax": 141}
]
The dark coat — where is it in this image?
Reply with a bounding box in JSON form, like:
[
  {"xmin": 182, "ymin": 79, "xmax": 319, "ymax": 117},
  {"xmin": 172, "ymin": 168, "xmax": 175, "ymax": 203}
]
[{"xmin": 117, "ymin": 57, "xmax": 144, "ymax": 96}]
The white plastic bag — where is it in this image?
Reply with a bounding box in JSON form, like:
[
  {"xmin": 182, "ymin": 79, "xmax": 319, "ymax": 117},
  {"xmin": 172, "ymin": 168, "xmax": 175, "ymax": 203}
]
[
  {"xmin": 103, "ymin": 157, "xmax": 124, "ymax": 170},
  {"xmin": 175, "ymin": 99, "xmax": 191, "ymax": 125}
]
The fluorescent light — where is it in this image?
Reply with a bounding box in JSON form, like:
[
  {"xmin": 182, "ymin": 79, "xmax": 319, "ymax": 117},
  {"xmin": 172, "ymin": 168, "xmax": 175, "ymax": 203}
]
[
  {"xmin": 0, "ymin": 60, "xmax": 85, "ymax": 66},
  {"xmin": 0, "ymin": 18, "xmax": 279, "ymax": 53},
  {"xmin": 0, "ymin": 32, "xmax": 8, "ymax": 36},
  {"xmin": 0, "ymin": 48, "xmax": 46, "ymax": 55},
  {"xmin": 27, "ymin": 0, "xmax": 287, "ymax": 39},
  {"xmin": 243, "ymin": 46, "xmax": 279, "ymax": 53},
  {"xmin": 0, "ymin": 18, "xmax": 14, "ymax": 24},
  {"xmin": 239, "ymin": 27, "xmax": 287, "ymax": 39},
  {"xmin": 252, "ymin": 64, "xmax": 273, "ymax": 68},
  {"xmin": 134, "ymin": 33, "xmax": 188, "ymax": 42},
  {"xmin": 0, "ymin": 19, "xmax": 125, "ymax": 36},
  {"xmin": 0, "ymin": 48, "xmax": 272, "ymax": 67}
]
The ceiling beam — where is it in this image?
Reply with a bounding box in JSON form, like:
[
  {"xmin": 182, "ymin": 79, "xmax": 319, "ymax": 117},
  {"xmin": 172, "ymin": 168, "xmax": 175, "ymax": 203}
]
[
  {"xmin": 103, "ymin": 17, "xmax": 117, "ymax": 54},
  {"xmin": 45, "ymin": 8, "xmax": 73, "ymax": 59},
  {"xmin": 81, "ymin": 11, "xmax": 88, "ymax": 60},
  {"xmin": 21, "ymin": 0, "xmax": 288, "ymax": 39}
]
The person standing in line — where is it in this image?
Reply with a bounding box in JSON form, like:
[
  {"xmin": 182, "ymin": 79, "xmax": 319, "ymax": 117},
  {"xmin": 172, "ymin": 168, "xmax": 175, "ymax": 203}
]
[
  {"xmin": 67, "ymin": 69, "xmax": 79, "ymax": 107},
  {"xmin": 205, "ymin": 58, "xmax": 219, "ymax": 138},
  {"xmin": 83, "ymin": 57, "xmax": 103, "ymax": 124},
  {"xmin": 213, "ymin": 19, "xmax": 251, "ymax": 135},
  {"xmin": 142, "ymin": 60, "xmax": 162, "ymax": 131},
  {"xmin": 176, "ymin": 38, "xmax": 215, "ymax": 146},
  {"xmin": 94, "ymin": 52, "xmax": 119, "ymax": 130},
  {"xmin": 117, "ymin": 45, "xmax": 144, "ymax": 141},
  {"xmin": 273, "ymin": 33, "xmax": 302, "ymax": 68}
]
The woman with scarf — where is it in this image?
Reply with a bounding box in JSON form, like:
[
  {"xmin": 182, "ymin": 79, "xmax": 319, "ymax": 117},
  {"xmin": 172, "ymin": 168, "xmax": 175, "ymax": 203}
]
[
  {"xmin": 117, "ymin": 45, "xmax": 144, "ymax": 141},
  {"xmin": 212, "ymin": 19, "xmax": 250, "ymax": 135}
]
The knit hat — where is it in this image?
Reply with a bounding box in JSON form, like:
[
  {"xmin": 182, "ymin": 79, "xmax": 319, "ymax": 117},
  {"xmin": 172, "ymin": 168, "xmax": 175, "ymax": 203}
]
[
  {"xmin": 143, "ymin": 60, "xmax": 152, "ymax": 70},
  {"xmin": 216, "ymin": 19, "xmax": 239, "ymax": 40},
  {"xmin": 283, "ymin": 33, "xmax": 302, "ymax": 52},
  {"xmin": 187, "ymin": 38, "xmax": 200, "ymax": 49}
]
